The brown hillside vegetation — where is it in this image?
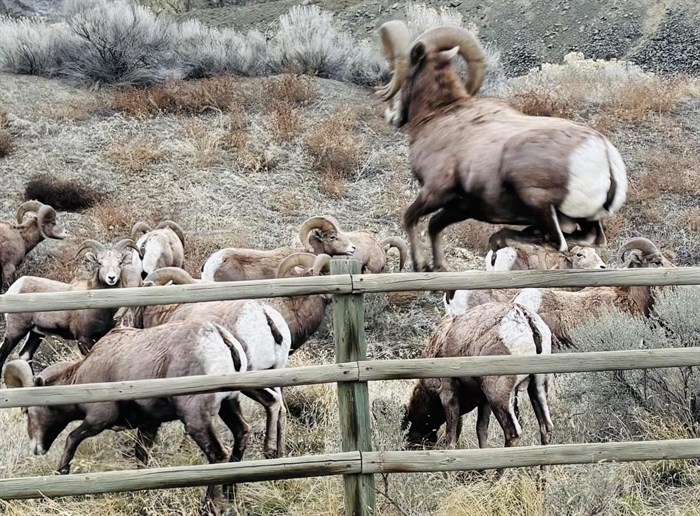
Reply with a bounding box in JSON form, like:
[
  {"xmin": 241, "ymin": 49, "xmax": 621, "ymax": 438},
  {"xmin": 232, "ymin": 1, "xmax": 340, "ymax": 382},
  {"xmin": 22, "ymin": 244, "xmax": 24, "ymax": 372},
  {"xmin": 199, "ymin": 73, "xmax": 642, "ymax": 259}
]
[{"xmin": 1, "ymin": 3, "xmax": 700, "ymax": 515}]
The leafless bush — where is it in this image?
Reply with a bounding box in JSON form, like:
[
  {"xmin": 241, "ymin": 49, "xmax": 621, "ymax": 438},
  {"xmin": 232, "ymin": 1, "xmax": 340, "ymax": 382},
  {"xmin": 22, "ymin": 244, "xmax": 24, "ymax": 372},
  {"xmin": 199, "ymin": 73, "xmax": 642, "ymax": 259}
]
[
  {"xmin": 23, "ymin": 173, "xmax": 104, "ymax": 211},
  {"xmin": 105, "ymin": 137, "xmax": 164, "ymax": 173},
  {"xmin": 262, "ymin": 74, "xmax": 316, "ymax": 105},
  {"xmin": 566, "ymin": 286, "xmax": 700, "ymax": 441}
]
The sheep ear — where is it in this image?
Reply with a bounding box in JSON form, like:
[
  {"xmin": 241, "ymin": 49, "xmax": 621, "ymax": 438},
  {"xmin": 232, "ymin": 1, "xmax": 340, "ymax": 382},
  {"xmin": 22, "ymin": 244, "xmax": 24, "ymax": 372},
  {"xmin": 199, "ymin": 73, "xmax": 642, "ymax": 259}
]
[
  {"xmin": 410, "ymin": 42, "xmax": 427, "ymax": 65},
  {"xmin": 441, "ymin": 46, "xmax": 459, "ymax": 60},
  {"xmin": 84, "ymin": 252, "xmax": 98, "ymax": 264}
]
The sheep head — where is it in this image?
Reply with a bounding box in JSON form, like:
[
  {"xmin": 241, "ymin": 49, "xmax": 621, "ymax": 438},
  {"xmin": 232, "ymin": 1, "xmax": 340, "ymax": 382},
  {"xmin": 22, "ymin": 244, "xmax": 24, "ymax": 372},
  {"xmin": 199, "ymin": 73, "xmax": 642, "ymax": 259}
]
[
  {"xmin": 619, "ymin": 238, "xmax": 672, "ymax": 268},
  {"xmin": 3, "ymin": 360, "xmax": 74, "ymax": 456},
  {"xmin": 568, "ymin": 246, "xmax": 606, "ymax": 270},
  {"xmin": 144, "ymin": 267, "xmax": 197, "ymax": 286},
  {"xmin": 376, "ymin": 22, "xmax": 486, "ymax": 128},
  {"xmin": 155, "ymin": 220, "xmax": 186, "ymax": 246},
  {"xmin": 16, "ymin": 201, "xmax": 68, "ymax": 240},
  {"xmin": 75, "ymin": 238, "xmax": 139, "ymax": 287},
  {"xmin": 298, "ymin": 216, "xmax": 355, "ymax": 257},
  {"xmin": 402, "ymin": 379, "xmax": 445, "ymax": 447}
]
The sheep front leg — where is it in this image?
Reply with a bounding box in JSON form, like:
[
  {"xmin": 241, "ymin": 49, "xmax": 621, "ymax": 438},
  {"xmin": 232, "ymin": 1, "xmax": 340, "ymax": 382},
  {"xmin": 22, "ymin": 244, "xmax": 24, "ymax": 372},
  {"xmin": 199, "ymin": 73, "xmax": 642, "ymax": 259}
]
[
  {"xmin": 438, "ymin": 379, "xmax": 461, "ymax": 448},
  {"xmin": 476, "ymin": 401, "xmax": 492, "ymax": 449},
  {"xmin": 57, "ymin": 419, "xmax": 111, "ymax": 474},
  {"xmin": 18, "ymin": 331, "xmax": 44, "ymax": 362}
]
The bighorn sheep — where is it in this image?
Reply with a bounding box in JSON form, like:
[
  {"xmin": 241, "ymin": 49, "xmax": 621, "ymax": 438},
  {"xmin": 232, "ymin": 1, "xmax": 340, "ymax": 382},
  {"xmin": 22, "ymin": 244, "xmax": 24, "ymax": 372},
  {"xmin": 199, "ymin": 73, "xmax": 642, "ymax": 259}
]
[
  {"xmin": 3, "ymin": 319, "xmax": 248, "ymax": 510},
  {"xmin": 299, "ymin": 215, "xmax": 408, "ymax": 273},
  {"xmin": 130, "ymin": 220, "xmax": 185, "ymax": 280},
  {"xmin": 118, "ymin": 266, "xmax": 292, "ymax": 459},
  {"xmin": 513, "ymin": 238, "xmax": 670, "ymax": 346},
  {"xmin": 403, "ymin": 302, "xmax": 554, "ymax": 455},
  {"xmin": 375, "ymin": 22, "xmax": 628, "ymax": 271},
  {"xmin": 0, "ymin": 238, "xmax": 139, "ymax": 370},
  {"xmin": 444, "ymin": 243, "xmax": 607, "ymax": 317},
  {"xmin": 0, "ymin": 200, "xmax": 68, "ymax": 290},
  {"xmin": 201, "ymin": 215, "xmax": 408, "ymax": 281}
]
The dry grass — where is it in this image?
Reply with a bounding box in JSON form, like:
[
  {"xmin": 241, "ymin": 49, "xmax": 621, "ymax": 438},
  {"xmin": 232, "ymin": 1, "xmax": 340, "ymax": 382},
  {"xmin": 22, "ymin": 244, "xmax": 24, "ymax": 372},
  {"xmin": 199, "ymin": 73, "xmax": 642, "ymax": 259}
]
[
  {"xmin": 86, "ymin": 200, "xmax": 159, "ymax": 236},
  {"xmin": 105, "ymin": 137, "xmax": 164, "ymax": 173},
  {"xmin": 24, "ymin": 173, "xmax": 104, "ymax": 211},
  {"xmin": 184, "ymin": 120, "xmax": 226, "ymax": 167},
  {"xmin": 451, "ymin": 220, "xmax": 505, "ymax": 254},
  {"xmin": 268, "ymin": 101, "xmax": 302, "ymax": 142},
  {"xmin": 110, "ymin": 77, "xmax": 236, "ymax": 118},
  {"xmin": 682, "ymin": 208, "xmax": 700, "ymax": 232},
  {"xmin": 30, "ymin": 238, "xmax": 83, "ymax": 284},
  {"xmin": 262, "ymin": 74, "xmax": 316, "ymax": 106}
]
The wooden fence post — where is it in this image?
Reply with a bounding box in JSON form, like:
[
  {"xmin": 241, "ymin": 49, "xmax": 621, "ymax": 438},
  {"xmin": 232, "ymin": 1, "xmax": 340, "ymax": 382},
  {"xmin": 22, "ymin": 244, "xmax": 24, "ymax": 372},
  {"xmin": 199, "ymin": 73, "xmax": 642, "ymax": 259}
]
[{"xmin": 331, "ymin": 259, "xmax": 376, "ymax": 515}]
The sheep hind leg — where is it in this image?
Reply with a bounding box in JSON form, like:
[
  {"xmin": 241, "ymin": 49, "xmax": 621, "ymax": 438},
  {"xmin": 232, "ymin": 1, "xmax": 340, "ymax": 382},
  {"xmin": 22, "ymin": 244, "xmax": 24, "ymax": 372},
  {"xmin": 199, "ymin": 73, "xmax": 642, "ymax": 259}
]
[
  {"xmin": 438, "ymin": 379, "xmax": 461, "ymax": 448},
  {"xmin": 18, "ymin": 331, "xmax": 44, "ymax": 363},
  {"xmin": 535, "ymin": 206, "xmax": 568, "ymax": 252},
  {"xmin": 427, "ymin": 203, "xmax": 473, "ymax": 272},
  {"xmin": 404, "ymin": 190, "xmax": 453, "ymax": 272},
  {"xmin": 183, "ymin": 416, "xmax": 229, "ymax": 512},
  {"xmin": 242, "ymin": 388, "xmax": 283, "ymax": 459},
  {"xmin": 134, "ymin": 425, "xmax": 160, "ymax": 467},
  {"xmin": 218, "ymin": 397, "xmax": 250, "ymax": 501}
]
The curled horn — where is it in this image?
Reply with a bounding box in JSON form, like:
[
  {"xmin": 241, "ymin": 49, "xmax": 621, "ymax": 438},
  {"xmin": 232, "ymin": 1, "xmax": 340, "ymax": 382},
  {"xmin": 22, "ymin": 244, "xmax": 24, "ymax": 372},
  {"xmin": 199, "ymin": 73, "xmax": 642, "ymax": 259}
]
[
  {"xmin": 619, "ymin": 237, "xmax": 663, "ymax": 263},
  {"xmin": 144, "ymin": 267, "xmax": 197, "ymax": 286},
  {"xmin": 375, "ymin": 20, "xmax": 412, "ymax": 101},
  {"xmin": 131, "ymin": 221, "xmax": 152, "ymax": 240},
  {"xmin": 311, "ymin": 254, "xmax": 332, "ymax": 275},
  {"xmin": 156, "ymin": 220, "xmax": 186, "ymax": 245},
  {"xmin": 298, "ymin": 216, "xmax": 343, "ymax": 252},
  {"xmin": 16, "ymin": 200, "xmax": 44, "ymax": 224},
  {"xmin": 36, "ymin": 205, "xmax": 58, "ymax": 239},
  {"xmin": 3, "ymin": 360, "xmax": 34, "ymax": 388},
  {"xmin": 380, "ymin": 236, "xmax": 409, "ymax": 271},
  {"xmin": 114, "ymin": 238, "xmax": 141, "ymax": 256},
  {"xmin": 276, "ymin": 252, "xmax": 317, "ymax": 278},
  {"xmin": 75, "ymin": 239, "xmax": 107, "ymax": 259},
  {"xmin": 413, "ymin": 26, "xmax": 487, "ymax": 96},
  {"xmin": 37, "ymin": 361, "xmax": 74, "ymax": 384}
]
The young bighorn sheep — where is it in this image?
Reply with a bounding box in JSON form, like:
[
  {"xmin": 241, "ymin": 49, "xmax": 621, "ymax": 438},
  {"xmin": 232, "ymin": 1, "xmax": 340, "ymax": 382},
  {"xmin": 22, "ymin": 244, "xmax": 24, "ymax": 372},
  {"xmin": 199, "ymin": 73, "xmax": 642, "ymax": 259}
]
[
  {"xmin": 513, "ymin": 238, "xmax": 670, "ymax": 346},
  {"xmin": 0, "ymin": 200, "xmax": 68, "ymax": 290},
  {"xmin": 375, "ymin": 21, "xmax": 627, "ymax": 271},
  {"xmin": 299, "ymin": 215, "xmax": 409, "ymax": 273},
  {"xmin": 444, "ymin": 243, "xmax": 607, "ymax": 317},
  {"xmin": 403, "ymin": 302, "xmax": 554, "ymax": 454},
  {"xmin": 0, "ymin": 238, "xmax": 139, "ymax": 370},
  {"xmin": 130, "ymin": 220, "xmax": 185, "ymax": 281},
  {"xmin": 3, "ymin": 320, "xmax": 248, "ymax": 510},
  {"xmin": 118, "ymin": 266, "xmax": 292, "ymax": 459}
]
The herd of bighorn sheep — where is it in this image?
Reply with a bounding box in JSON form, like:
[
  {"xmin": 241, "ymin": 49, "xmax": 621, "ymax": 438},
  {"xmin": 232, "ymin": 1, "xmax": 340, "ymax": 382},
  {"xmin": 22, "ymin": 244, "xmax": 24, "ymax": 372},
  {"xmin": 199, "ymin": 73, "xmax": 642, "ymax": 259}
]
[{"xmin": 0, "ymin": 18, "xmax": 684, "ymax": 513}]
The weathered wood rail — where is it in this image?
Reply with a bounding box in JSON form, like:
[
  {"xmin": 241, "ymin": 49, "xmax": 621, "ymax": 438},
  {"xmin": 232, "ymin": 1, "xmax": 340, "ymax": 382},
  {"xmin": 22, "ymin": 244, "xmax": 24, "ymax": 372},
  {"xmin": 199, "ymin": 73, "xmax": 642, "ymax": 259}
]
[{"xmin": 1, "ymin": 265, "xmax": 699, "ymax": 514}]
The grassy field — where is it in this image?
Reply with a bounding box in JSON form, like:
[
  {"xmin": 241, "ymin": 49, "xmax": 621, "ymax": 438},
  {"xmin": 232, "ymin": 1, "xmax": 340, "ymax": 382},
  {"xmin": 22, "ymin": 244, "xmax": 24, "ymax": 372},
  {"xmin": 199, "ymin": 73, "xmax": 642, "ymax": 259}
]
[{"xmin": 1, "ymin": 2, "xmax": 700, "ymax": 515}]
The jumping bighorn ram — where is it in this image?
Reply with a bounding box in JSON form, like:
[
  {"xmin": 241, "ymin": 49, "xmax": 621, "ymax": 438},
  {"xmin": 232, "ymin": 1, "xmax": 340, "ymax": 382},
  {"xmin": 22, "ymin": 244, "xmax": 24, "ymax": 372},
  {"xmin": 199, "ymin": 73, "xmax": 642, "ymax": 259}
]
[
  {"xmin": 3, "ymin": 319, "xmax": 248, "ymax": 511},
  {"xmin": 0, "ymin": 238, "xmax": 139, "ymax": 370},
  {"xmin": 403, "ymin": 302, "xmax": 554, "ymax": 457},
  {"xmin": 0, "ymin": 200, "xmax": 68, "ymax": 290},
  {"xmin": 375, "ymin": 22, "xmax": 628, "ymax": 271}
]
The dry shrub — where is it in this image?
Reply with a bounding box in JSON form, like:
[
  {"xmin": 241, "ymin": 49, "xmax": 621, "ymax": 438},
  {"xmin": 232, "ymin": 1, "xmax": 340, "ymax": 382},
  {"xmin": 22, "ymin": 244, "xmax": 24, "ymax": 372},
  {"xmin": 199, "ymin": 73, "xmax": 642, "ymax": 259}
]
[
  {"xmin": 602, "ymin": 212, "xmax": 626, "ymax": 244},
  {"xmin": 184, "ymin": 121, "xmax": 225, "ymax": 167},
  {"xmin": 269, "ymin": 101, "xmax": 301, "ymax": 142},
  {"xmin": 262, "ymin": 74, "xmax": 316, "ymax": 106},
  {"xmin": 0, "ymin": 108, "xmax": 13, "ymax": 158},
  {"xmin": 598, "ymin": 77, "xmax": 688, "ymax": 126},
  {"xmin": 24, "ymin": 173, "xmax": 104, "ymax": 211},
  {"xmin": 33, "ymin": 239, "xmax": 82, "ymax": 284},
  {"xmin": 635, "ymin": 145, "xmax": 700, "ymax": 198},
  {"xmin": 87, "ymin": 200, "xmax": 146, "ymax": 234},
  {"xmin": 682, "ymin": 208, "xmax": 700, "ymax": 232},
  {"xmin": 111, "ymin": 76, "xmax": 236, "ymax": 118},
  {"xmin": 508, "ymin": 88, "xmax": 576, "ymax": 118},
  {"xmin": 306, "ymin": 107, "xmax": 365, "ymax": 192}
]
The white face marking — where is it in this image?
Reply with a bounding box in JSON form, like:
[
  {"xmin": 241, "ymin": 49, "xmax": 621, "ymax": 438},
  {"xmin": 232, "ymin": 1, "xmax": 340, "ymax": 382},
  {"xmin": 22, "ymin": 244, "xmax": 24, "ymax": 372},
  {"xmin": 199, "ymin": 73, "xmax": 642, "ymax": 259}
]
[
  {"xmin": 561, "ymin": 137, "xmax": 614, "ymax": 219},
  {"xmin": 142, "ymin": 238, "xmax": 165, "ymax": 275},
  {"xmin": 485, "ymin": 247, "xmax": 518, "ymax": 271},
  {"xmin": 385, "ymin": 96, "xmax": 403, "ymax": 127},
  {"xmin": 514, "ymin": 288, "xmax": 542, "ymax": 313},
  {"xmin": 201, "ymin": 249, "xmax": 226, "ymax": 282},
  {"xmin": 570, "ymin": 246, "xmax": 606, "ymax": 269}
]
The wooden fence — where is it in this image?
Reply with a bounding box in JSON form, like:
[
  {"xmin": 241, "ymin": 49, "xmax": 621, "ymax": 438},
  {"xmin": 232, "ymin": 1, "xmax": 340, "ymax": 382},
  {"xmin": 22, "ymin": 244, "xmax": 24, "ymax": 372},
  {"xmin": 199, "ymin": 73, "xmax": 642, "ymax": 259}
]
[{"xmin": 1, "ymin": 263, "xmax": 700, "ymax": 515}]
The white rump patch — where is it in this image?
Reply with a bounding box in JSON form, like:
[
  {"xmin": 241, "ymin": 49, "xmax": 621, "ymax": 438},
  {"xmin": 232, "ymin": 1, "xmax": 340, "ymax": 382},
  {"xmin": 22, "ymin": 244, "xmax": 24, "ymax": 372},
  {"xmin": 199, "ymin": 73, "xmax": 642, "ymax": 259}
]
[
  {"xmin": 443, "ymin": 290, "xmax": 472, "ymax": 317},
  {"xmin": 604, "ymin": 140, "xmax": 627, "ymax": 216},
  {"xmin": 196, "ymin": 324, "xmax": 240, "ymax": 404},
  {"xmin": 513, "ymin": 288, "xmax": 542, "ymax": 313},
  {"xmin": 560, "ymin": 137, "xmax": 612, "ymax": 219},
  {"xmin": 485, "ymin": 247, "xmax": 518, "ymax": 271},
  {"xmin": 235, "ymin": 302, "xmax": 290, "ymax": 371},
  {"xmin": 498, "ymin": 306, "xmax": 539, "ymax": 389},
  {"xmin": 201, "ymin": 250, "xmax": 226, "ymax": 282}
]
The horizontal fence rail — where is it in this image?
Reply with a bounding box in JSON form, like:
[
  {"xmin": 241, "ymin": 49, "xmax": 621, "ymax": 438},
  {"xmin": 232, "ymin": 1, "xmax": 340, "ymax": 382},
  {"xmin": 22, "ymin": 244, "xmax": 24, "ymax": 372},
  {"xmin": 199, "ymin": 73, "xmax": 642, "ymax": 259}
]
[
  {"xmin": 3, "ymin": 348, "xmax": 700, "ymax": 408},
  {"xmin": 2, "ymin": 439, "xmax": 698, "ymax": 500},
  {"xmin": 2, "ymin": 267, "xmax": 699, "ymax": 313}
]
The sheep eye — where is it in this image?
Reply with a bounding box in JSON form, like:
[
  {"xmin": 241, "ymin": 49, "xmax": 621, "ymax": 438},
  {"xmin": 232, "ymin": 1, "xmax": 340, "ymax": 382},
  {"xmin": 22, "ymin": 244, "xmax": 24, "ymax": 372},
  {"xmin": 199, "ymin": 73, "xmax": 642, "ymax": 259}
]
[
  {"xmin": 329, "ymin": 235, "xmax": 336, "ymax": 241},
  {"xmin": 576, "ymin": 253, "xmax": 584, "ymax": 258}
]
